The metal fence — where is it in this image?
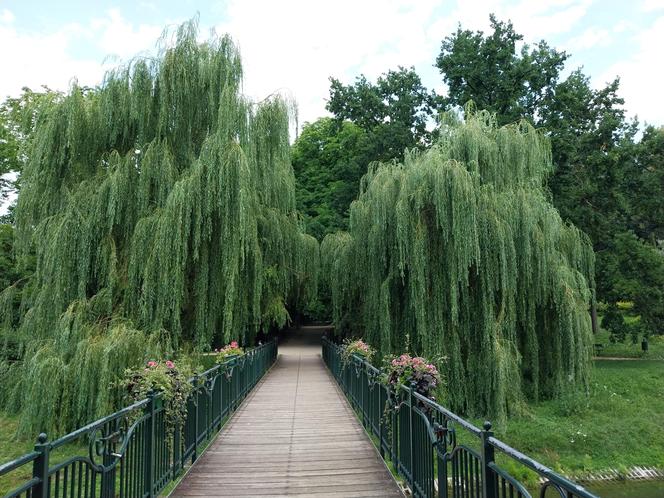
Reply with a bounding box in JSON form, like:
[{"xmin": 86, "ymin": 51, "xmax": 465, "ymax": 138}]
[
  {"xmin": 0, "ymin": 339, "xmax": 277, "ymax": 498},
  {"xmin": 322, "ymin": 337, "xmax": 598, "ymax": 498}
]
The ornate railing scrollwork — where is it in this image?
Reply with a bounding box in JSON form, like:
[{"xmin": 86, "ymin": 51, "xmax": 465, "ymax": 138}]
[{"xmin": 87, "ymin": 413, "xmax": 140, "ymax": 473}]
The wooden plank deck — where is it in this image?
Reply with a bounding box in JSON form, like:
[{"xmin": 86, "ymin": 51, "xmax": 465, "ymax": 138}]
[{"xmin": 170, "ymin": 326, "xmax": 403, "ymax": 498}]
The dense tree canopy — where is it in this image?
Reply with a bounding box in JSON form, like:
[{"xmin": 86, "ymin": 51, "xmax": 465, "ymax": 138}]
[
  {"xmin": 322, "ymin": 112, "xmax": 594, "ymax": 417},
  {"xmin": 629, "ymin": 126, "xmax": 664, "ymax": 244},
  {"xmin": 327, "ymin": 67, "xmax": 437, "ymax": 162},
  {"xmin": 0, "ymin": 21, "xmax": 317, "ymax": 434},
  {"xmin": 293, "ymin": 68, "xmax": 439, "ymax": 243},
  {"xmin": 436, "ymin": 15, "xmax": 567, "ymax": 126},
  {"xmin": 0, "ymin": 87, "xmax": 59, "ymax": 207},
  {"xmin": 291, "ymin": 118, "xmax": 372, "ymax": 240},
  {"xmin": 436, "ymin": 17, "xmax": 664, "ymax": 335},
  {"xmin": 598, "ymin": 232, "xmax": 664, "ymax": 333}
]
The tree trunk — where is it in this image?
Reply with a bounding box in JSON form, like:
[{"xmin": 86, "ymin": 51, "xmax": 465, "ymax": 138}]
[{"xmin": 591, "ymin": 298, "xmax": 599, "ymax": 334}]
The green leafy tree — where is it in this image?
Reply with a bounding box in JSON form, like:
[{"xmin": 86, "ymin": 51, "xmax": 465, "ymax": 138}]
[
  {"xmin": 436, "ymin": 14, "xmax": 567, "ymax": 126},
  {"xmin": 601, "ymin": 304, "xmax": 628, "ymax": 343},
  {"xmin": 0, "ymin": 21, "xmax": 318, "ymax": 434},
  {"xmin": 628, "ymin": 126, "xmax": 664, "ymax": 243},
  {"xmin": 292, "ymin": 118, "xmax": 373, "ymax": 240},
  {"xmin": 435, "ymin": 15, "xmax": 664, "ymax": 334},
  {"xmin": 541, "ymin": 71, "xmax": 634, "ymax": 248},
  {"xmin": 322, "ymin": 113, "xmax": 594, "ymax": 417},
  {"xmin": 0, "ymin": 106, "xmax": 20, "ymax": 204},
  {"xmin": 327, "ymin": 67, "xmax": 437, "ymax": 161},
  {"xmin": 0, "ymin": 87, "xmax": 61, "ymax": 211},
  {"xmin": 599, "ymin": 232, "xmax": 664, "ymax": 334},
  {"xmin": 0, "ymin": 224, "xmax": 18, "ymax": 290}
]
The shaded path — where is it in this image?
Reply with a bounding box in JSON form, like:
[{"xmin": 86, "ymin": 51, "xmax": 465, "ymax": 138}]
[{"xmin": 170, "ymin": 326, "xmax": 403, "ymax": 497}]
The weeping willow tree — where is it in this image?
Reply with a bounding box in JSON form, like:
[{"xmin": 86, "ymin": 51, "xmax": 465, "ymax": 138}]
[
  {"xmin": 0, "ymin": 20, "xmax": 317, "ymax": 434},
  {"xmin": 321, "ymin": 111, "xmax": 594, "ymax": 418}
]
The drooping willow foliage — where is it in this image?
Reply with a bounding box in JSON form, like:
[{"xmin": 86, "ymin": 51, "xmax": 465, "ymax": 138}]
[
  {"xmin": 321, "ymin": 111, "xmax": 594, "ymax": 418},
  {"xmin": 0, "ymin": 20, "xmax": 317, "ymax": 434}
]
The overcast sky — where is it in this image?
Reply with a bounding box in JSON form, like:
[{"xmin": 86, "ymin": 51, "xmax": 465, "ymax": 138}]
[{"xmin": 1, "ymin": 0, "xmax": 663, "ymax": 129}]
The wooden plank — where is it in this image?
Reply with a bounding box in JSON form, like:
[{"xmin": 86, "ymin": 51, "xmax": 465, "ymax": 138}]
[{"xmin": 169, "ymin": 326, "xmax": 403, "ymax": 498}]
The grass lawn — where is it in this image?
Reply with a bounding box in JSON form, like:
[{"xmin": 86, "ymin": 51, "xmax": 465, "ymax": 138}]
[
  {"xmin": 491, "ymin": 359, "xmax": 664, "ymax": 481},
  {"xmin": 0, "ymin": 416, "xmax": 33, "ymax": 496},
  {"xmin": 0, "ymin": 416, "xmax": 90, "ymax": 496}
]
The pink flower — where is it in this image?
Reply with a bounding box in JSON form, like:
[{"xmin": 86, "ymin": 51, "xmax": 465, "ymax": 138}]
[
  {"xmin": 230, "ymin": 341, "xmax": 238, "ymax": 348},
  {"xmin": 165, "ymin": 360, "xmax": 175, "ymax": 369},
  {"xmin": 147, "ymin": 361, "xmax": 157, "ymax": 368}
]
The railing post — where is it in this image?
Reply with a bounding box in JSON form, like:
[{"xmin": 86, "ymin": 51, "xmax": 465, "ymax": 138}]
[
  {"xmin": 144, "ymin": 392, "xmax": 157, "ymax": 498},
  {"xmin": 218, "ymin": 370, "xmax": 224, "ymax": 430},
  {"xmin": 481, "ymin": 421, "xmax": 497, "ymax": 498},
  {"xmin": 32, "ymin": 432, "xmax": 49, "ymax": 498},
  {"xmin": 408, "ymin": 383, "xmax": 415, "ymax": 491},
  {"xmin": 361, "ymin": 362, "xmax": 366, "ymax": 426},
  {"xmin": 192, "ymin": 376, "xmax": 199, "ymax": 463},
  {"xmin": 173, "ymin": 423, "xmax": 181, "ymax": 477},
  {"xmin": 378, "ymin": 386, "xmax": 385, "ymax": 458},
  {"xmin": 436, "ymin": 420, "xmax": 449, "ymax": 498}
]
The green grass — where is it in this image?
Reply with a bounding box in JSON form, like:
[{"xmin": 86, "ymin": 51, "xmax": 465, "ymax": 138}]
[
  {"xmin": 0, "ymin": 416, "xmax": 85, "ymax": 496},
  {"xmin": 491, "ymin": 359, "xmax": 664, "ymax": 478},
  {"xmin": 0, "ymin": 416, "xmax": 35, "ymax": 496}
]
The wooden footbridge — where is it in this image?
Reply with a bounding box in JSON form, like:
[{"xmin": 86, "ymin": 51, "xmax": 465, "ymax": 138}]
[
  {"xmin": 170, "ymin": 326, "xmax": 402, "ymax": 497},
  {"xmin": 0, "ymin": 327, "xmax": 599, "ymax": 498}
]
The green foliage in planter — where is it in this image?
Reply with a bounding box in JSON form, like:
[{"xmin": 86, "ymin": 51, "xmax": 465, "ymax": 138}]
[
  {"xmin": 120, "ymin": 359, "xmax": 194, "ymax": 444},
  {"xmin": 340, "ymin": 338, "xmax": 375, "ymax": 366},
  {"xmin": 382, "ymin": 353, "xmax": 443, "ymax": 400},
  {"xmin": 215, "ymin": 341, "xmax": 244, "ymax": 363},
  {"xmin": 0, "ymin": 19, "xmax": 318, "ymax": 435},
  {"xmin": 322, "ymin": 109, "xmax": 595, "ymax": 419}
]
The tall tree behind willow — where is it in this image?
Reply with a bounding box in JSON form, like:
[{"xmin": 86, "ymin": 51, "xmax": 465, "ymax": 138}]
[
  {"xmin": 322, "ymin": 111, "xmax": 594, "ymax": 418},
  {"xmin": 0, "ymin": 20, "xmax": 318, "ymax": 435}
]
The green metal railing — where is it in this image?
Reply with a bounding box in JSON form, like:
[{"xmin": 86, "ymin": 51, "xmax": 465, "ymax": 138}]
[
  {"xmin": 0, "ymin": 339, "xmax": 277, "ymax": 498},
  {"xmin": 322, "ymin": 337, "xmax": 598, "ymax": 498}
]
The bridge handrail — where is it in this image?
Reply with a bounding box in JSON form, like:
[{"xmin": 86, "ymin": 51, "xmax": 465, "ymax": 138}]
[
  {"xmin": 322, "ymin": 336, "xmax": 598, "ymax": 498},
  {"xmin": 0, "ymin": 339, "xmax": 278, "ymax": 498}
]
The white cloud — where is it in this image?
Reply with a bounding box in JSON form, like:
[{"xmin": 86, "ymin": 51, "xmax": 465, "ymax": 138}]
[
  {"xmin": 598, "ymin": 16, "xmax": 664, "ymax": 125},
  {"xmin": 215, "ymin": 0, "xmax": 444, "ymax": 127},
  {"xmin": 0, "ymin": 21, "xmax": 103, "ymax": 99},
  {"xmin": 90, "ymin": 9, "xmax": 163, "ymax": 60},
  {"xmin": 0, "ymin": 9, "xmax": 164, "ymax": 101},
  {"xmin": 641, "ymin": 0, "xmax": 664, "ymax": 11},
  {"xmin": 0, "ymin": 8, "xmax": 14, "ymax": 24},
  {"xmin": 566, "ymin": 26, "xmax": 611, "ymax": 51},
  {"xmin": 442, "ymin": 0, "xmax": 594, "ymax": 41}
]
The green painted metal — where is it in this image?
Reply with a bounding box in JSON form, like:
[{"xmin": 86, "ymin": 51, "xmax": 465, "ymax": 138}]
[
  {"xmin": 322, "ymin": 336, "xmax": 599, "ymax": 498},
  {"xmin": 0, "ymin": 340, "xmax": 277, "ymax": 498}
]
